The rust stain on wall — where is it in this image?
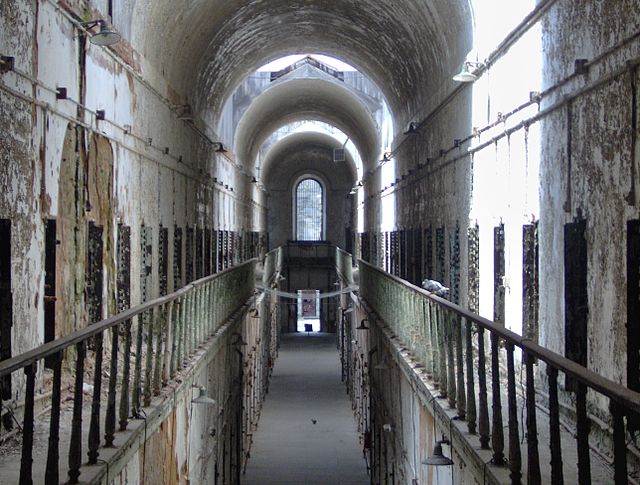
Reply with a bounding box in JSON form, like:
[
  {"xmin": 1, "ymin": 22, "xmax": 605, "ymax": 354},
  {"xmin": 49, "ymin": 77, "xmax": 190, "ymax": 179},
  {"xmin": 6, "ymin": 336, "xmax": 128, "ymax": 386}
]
[{"xmin": 55, "ymin": 124, "xmax": 87, "ymax": 337}]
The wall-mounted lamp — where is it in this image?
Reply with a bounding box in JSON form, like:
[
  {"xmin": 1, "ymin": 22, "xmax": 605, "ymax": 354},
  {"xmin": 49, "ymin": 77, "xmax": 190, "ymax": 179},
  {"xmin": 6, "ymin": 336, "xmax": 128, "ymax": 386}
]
[
  {"xmin": 81, "ymin": 20, "xmax": 121, "ymax": 46},
  {"xmin": 404, "ymin": 121, "xmax": 419, "ymax": 135},
  {"xmin": 191, "ymin": 386, "xmax": 216, "ymax": 406},
  {"xmin": 230, "ymin": 332, "xmax": 247, "ymax": 346},
  {"xmin": 421, "ymin": 439, "xmax": 454, "ymax": 466},
  {"xmin": 177, "ymin": 104, "xmax": 194, "ymax": 121},
  {"xmin": 574, "ymin": 58, "xmax": 589, "ymax": 75},
  {"xmin": 356, "ymin": 318, "xmax": 369, "ymax": 330},
  {"xmin": 452, "ymin": 61, "xmax": 484, "ymax": 82},
  {"xmin": 214, "ymin": 142, "xmax": 227, "ymax": 153}
]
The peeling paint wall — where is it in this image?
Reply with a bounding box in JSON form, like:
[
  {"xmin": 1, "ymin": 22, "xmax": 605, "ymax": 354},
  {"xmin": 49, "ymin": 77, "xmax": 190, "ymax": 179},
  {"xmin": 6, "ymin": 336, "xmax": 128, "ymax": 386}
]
[
  {"xmin": 0, "ymin": 1, "xmax": 262, "ymax": 408},
  {"xmin": 538, "ymin": 0, "xmax": 640, "ymax": 414}
]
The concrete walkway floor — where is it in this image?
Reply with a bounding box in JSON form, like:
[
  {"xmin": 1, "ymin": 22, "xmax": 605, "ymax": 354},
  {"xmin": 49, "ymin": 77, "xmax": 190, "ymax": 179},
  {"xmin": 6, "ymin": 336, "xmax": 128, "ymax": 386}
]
[{"xmin": 242, "ymin": 332, "xmax": 369, "ymax": 485}]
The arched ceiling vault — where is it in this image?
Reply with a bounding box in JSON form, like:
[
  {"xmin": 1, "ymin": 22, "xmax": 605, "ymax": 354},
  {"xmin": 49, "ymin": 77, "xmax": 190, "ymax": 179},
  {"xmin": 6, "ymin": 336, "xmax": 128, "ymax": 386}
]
[
  {"xmin": 262, "ymin": 132, "xmax": 358, "ymax": 188},
  {"xmin": 234, "ymin": 78, "xmax": 379, "ymax": 173},
  {"xmin": 130, "ymin": 1, "xmax": 473, "ymax": 127}
]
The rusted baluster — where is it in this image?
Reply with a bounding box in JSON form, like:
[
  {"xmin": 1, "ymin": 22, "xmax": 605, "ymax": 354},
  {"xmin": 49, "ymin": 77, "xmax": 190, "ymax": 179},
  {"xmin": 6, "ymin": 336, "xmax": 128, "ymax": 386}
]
[
  {"xmin": 525, "ymin": 352, "xmax": 541, "ymax": 484},
  {"xmin": 199, "ymin": 285, "xmax": 207, "ymax": 339},
  {"xmin": 183, "ymin": 294, "xmax": 190, "ymax": 360},
  {"xmin": 19, "ymin": 363, "xmax": 36, "ymax": 485},
  {"xmin": 188, "ymin": 292, "xmax": 195, "ymax": 354},
  {"xmin": 45, "ymin": 352, "xmax": 62, "ymax": 484},
  {"xmin": 177, "ymin": 297, "xmax": 185, "ymax": 366},
  {"xmin": 167, "ymin": 300, "xmax": 177, "ymax": 380},
  {"xmin": 209, "ymin": 280, "xmax": 218, "ymax": 335},
  {"xmin": 548, "ymin": 367, "xmax": 563, "ymax": 485},
  {"xmin": 455, "ymin": 315, "xmax": 466, "ymax": 418},
  {"xmin": 490, "ymin": 332, "xmax": 504, "ymax": 464},
  {"xmin": 206, "ymin": 282, "xmax": 213, "ymax": 335},
  {"xmin": 477, "ymin": 327, "xmax": 490, "ymax": 448},
  {"xmin": 191, "ymin": 289, "xmax": 198, "ymax": 348},
  {"xmin": 153, "ymin": 304, "xmax": 164, "ymax": 395},
  {"xmin": 119, "ymin": 319, "xmax": 132, "ymax": 430},
  {"xmin": 193, "ymin": 289, "xmax": 199, "ymax": 348},
  {"xmin": 213, "ymin": 279, "xmax": 221, "ymax": 331},
  {"xmin": 447, "ymin": 311, "xmax": 457, "ymax": 409},
  {"xmin": 68, "ymin": 341, "xmax": 85, "ymax": 484},
  {"xmin": 430, "ymin": 302, "xmax": 439, "ymax": 385},
  {"xmin": 506, "ymin": 343, "xmax": 522, "ymax": 484},
  {"xmin": 438, "ymin": 306, "xmax": 447, "ymax": 397},
  {"xmin": 417, "ymin": 296, "xmax": 429, "ymax": 366},
  {"xmin": 466, "ymin": 320, "xmax": 477, "ymax": 434},
  {"xmin": 202, "ymin": 284, "xmax": 208, "ymax": 339},
  {"xmin": 144, "ymin": 307, "xmax": 154, "ymax": 406},
  {"xmin": 610, "ymin": 400, "xmax": 628, "ymax": 485},
  {"xmin": 132, "ymin": 314, "xmax": 144, "ymax": 413},
  {"xmin": 105, "ymin": 325, "xmax": 119, "ymax": 446},
  {"xmin": 425, "ymin": 301, "xmax": 434, "ymax": 378},
  {"xmin": 88, "ymin": 332, "xmax": 104, "ymax": 464},
  {"xmin": 576, "ymin": 382, "xmax": 591, "ymax": 484}
]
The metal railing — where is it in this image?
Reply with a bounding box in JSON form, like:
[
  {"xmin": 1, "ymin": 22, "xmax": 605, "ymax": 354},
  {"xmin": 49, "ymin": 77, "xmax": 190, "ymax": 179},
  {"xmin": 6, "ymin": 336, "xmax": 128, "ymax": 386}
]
[
  {"xmin": 336, "ymin": 247, "xmax": 354, "ymax": 284},
  {"xmin": 263, "ymin": 247, "xmax": 283, "ymax": 285},
  {"xmin": 359, "ymin": 259, "xmax": 640, "ymax": 484},
  {"xmin": 0, "ymin": 260, "xmax": 255, "ymax": 485}
]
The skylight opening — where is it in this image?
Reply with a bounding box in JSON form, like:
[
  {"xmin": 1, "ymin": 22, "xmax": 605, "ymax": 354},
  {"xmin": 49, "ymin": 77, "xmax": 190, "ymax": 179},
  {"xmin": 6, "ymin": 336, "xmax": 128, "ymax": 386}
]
[{"xmin": 258, "ymin": 54, "xmax": 357, "ymax": 72}]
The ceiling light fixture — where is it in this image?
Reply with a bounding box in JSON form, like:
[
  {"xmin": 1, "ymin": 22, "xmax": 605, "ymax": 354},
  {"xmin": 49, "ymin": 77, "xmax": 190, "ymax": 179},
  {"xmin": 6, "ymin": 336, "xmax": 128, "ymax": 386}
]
[
  {"xmin": 422, "ymin": 439, "xmax": 454, "ymax": 466},
  {"xmin": 452, "ymin": 61, "xmax": 484, "ymax": 82},
  {"xmin": 81, "ymin": 20, "xmax": 121, "ymax": 47}
]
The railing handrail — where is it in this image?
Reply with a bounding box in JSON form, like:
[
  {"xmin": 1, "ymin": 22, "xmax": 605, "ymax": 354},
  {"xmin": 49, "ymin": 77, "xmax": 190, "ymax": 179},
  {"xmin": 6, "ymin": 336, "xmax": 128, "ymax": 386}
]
[
  {"xmin": 359, "ymin": 259, "xmax": 640, "ymax": 414},
  {"xmin": 0, "ymin": 259, "xmax": 258, "ymax": 378}
]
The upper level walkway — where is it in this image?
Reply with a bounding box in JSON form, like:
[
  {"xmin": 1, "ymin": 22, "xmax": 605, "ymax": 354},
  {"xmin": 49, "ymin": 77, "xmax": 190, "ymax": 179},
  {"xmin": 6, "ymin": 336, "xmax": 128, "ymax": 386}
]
[{"xmin": 243, "ymin": 332, "xmax": 368, "ymax": 485}]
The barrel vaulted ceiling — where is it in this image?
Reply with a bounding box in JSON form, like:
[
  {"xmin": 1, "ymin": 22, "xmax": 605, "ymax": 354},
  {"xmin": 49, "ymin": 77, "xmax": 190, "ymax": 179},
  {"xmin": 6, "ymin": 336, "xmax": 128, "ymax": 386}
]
[{"xmin": 130, "ymin": 0, "xmax": 473, "ymax": 128}]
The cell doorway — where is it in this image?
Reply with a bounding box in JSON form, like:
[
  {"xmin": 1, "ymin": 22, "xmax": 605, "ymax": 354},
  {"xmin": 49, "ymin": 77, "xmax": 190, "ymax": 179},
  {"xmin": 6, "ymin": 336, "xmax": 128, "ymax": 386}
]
[{"xmin": 297, "ymin": 289, "xmax": 321, "ymax": 332}]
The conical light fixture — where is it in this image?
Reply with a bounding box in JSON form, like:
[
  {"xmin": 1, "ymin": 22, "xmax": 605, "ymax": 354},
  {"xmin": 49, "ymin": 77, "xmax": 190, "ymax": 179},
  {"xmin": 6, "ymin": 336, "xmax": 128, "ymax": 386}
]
[
  {"xmin": 452, "ymin": 61, "xmax": 483, "ymax": 82},
  {"xmin": 421, "ymin": 440, "xmax": 454, "ymax": 466},
  {"xmin": 357, "ymin": 318, "xmax": 369, "ymax": 330},
  {"xmin": 231, "ymin": 332, "xmax": 247, "ymax": 346},
  {"xmin": 83, "ymin": 20, "xmax": 121, "ymax": 46}
]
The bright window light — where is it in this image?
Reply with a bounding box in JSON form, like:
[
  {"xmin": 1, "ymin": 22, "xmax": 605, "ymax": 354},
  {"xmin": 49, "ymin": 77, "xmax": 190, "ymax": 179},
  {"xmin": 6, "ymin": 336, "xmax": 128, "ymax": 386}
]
[{"xmin": 258, "ymin": 54, "xmax": 357, "ymax": 72}]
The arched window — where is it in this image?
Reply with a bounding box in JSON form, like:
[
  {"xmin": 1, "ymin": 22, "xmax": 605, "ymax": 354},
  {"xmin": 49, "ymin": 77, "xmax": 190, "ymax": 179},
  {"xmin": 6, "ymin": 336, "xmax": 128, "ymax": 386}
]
[{"xmin": 295, "ymin": 178, "xmax": 324, "ymax": 240}]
